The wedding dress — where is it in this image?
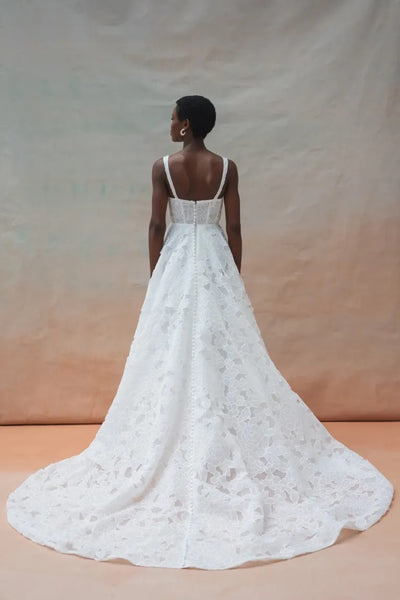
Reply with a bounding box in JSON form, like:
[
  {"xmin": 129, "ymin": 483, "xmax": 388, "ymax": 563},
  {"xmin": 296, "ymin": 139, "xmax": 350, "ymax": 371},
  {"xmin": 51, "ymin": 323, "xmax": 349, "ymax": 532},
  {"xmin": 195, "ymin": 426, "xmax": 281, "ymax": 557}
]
[{"xmin": 6, "ymin": 155, "xmax": 394, "ymax": 570}]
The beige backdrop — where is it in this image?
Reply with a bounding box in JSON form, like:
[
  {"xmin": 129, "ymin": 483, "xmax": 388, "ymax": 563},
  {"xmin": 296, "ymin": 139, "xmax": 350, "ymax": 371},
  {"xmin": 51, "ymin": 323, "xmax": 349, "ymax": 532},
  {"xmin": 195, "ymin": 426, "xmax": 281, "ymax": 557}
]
[{"xmin": 1, "ymin": 0, "xmax": 399, "ymax": 424}]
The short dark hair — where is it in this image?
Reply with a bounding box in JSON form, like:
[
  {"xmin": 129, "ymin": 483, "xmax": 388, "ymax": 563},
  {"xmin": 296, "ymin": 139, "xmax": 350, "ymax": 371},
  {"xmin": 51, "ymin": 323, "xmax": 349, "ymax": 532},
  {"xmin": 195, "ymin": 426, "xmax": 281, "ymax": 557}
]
[{"xmin": 175, "ymin": 95, "xmax": 216, "ymax": 139}]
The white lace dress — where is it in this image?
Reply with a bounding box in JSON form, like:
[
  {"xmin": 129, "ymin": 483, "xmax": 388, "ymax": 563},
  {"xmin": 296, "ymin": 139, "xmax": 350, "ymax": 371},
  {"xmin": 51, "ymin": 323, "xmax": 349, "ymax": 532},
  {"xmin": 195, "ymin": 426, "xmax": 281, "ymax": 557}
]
[{"xmin": 6, "ymin": 155, "xmax": 394, "ymax": 570}]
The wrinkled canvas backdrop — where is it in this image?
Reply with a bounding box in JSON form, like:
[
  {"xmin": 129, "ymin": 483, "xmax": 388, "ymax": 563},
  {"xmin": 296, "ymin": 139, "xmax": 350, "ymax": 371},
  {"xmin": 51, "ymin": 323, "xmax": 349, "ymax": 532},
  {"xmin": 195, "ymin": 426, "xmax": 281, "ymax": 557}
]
[{"xmin": 1, "ymin": 0, "xmax": 399, "ymax": 423}]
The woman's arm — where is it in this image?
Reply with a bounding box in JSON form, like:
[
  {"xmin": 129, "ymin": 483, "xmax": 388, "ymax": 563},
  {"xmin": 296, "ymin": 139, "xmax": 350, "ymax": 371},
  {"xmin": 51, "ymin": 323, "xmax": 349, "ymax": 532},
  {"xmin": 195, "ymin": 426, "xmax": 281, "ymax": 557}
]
[
  {"xmin": 224, "ymin": 159, "xmax": 242, "ymax": 273},
  {"xmin": 148, "ymin": 158, "xmax": 168, "ymax": 277}
]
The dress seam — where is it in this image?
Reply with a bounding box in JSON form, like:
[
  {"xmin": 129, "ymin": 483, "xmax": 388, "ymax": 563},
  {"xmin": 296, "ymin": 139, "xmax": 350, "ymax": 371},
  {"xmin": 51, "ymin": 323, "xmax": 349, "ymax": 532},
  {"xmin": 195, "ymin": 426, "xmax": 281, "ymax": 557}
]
[{"xmin": 181, "ymin": 200, "xmax": 197, "ymax": 567}]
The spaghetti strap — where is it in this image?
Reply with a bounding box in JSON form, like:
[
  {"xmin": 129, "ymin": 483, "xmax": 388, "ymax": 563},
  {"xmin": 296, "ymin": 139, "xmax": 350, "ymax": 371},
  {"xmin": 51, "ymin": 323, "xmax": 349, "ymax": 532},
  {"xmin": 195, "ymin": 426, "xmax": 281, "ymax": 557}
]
[
  {"xmin": 163, "ymin": 155, "xmax": 178, "ymax": 198},
  {"xmin": 213, "ymin": 157, "xmax": 228, "ymax": 199}
]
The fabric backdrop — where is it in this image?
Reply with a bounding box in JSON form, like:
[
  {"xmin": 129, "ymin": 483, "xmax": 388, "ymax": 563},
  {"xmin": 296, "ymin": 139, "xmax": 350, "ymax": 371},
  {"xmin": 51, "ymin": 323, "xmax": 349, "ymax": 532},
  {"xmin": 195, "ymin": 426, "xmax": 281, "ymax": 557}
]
[{"xmin": 1, "ymin": 0, "xmax": 399, "ymax": 423}]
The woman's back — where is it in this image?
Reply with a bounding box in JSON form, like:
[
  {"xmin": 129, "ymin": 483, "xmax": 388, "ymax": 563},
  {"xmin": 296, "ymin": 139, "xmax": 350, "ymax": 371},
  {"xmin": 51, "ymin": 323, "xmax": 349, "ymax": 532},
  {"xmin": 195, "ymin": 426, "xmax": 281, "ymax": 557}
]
[{"xmin": 165, "ymin": 151, "xmax": 229, "ymax": 201}]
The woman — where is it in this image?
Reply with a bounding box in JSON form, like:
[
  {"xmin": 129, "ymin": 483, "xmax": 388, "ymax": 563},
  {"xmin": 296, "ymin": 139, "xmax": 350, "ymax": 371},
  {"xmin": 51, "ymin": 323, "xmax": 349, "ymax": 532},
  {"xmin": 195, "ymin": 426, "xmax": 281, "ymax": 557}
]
[
  {"xmin": 149, "ymin": 98, "xmax": 241, "ymax": 277},
  {"xmin": 7, "ymin": 95, "xmax": 394, "ymax": 570}
]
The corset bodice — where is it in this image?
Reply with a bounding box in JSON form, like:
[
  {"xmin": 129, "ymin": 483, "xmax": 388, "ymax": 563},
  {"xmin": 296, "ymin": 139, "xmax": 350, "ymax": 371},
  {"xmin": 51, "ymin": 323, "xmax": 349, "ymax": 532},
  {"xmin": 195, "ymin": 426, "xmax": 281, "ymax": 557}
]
[{"xmin": 168, "ymin": 197, "xmax": 224, "ymax": 224}]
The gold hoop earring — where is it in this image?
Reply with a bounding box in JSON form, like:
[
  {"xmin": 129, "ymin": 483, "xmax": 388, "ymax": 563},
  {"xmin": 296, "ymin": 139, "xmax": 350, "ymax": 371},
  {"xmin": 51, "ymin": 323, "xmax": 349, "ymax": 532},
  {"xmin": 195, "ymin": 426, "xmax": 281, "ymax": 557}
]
[{"xmin": 180, "ymin": 128, "xmax": 186, "ymax": 136}]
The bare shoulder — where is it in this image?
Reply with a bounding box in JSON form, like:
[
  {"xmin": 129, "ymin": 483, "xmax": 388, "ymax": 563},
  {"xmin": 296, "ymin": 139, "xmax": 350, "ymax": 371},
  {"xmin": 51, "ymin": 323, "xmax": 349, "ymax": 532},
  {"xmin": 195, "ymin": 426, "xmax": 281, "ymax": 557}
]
[
  {"xmin": 210, "ymin": 153, "xmax": 238, "ymax": 178},
  {"xmin": 226, "ymin": 157, "xmax": 238, "ymax": 171},
  {"xmin": 165, "ymin": 151, "xmax": 184, "ymax": 164},
  {"xmin": 151, "ymin": 157, "xmax": 166, "ymax": 181},
  {"xmin": 225, "ymin": 158, "xmax": 239, "ymax": 185},
  {"xmin": 152, "ymin": 156, "xmax": 165, "ymax": 171}
]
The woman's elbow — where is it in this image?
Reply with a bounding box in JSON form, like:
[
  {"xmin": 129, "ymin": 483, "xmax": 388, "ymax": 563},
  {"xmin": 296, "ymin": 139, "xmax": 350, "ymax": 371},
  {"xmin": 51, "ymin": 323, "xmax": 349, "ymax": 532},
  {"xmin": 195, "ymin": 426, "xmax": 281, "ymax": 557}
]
[
  {"xmin": 149, "ymin": 219, "xmax": 166, "ymax": 232},
  {"xmin": 226, "ymin": 223, "xmax": 241, "ymax": 236}
]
